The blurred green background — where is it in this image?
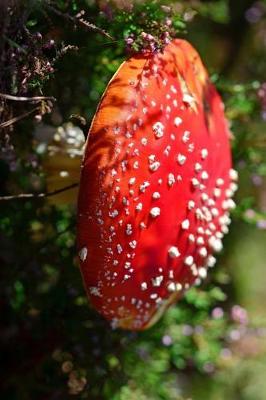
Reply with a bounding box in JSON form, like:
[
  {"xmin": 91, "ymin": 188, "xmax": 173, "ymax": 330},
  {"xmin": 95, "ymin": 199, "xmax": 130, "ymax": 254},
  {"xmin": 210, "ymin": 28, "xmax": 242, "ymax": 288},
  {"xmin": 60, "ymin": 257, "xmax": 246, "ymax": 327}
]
[{"xmin": 0, "ymin": 1, "xmax": 266, "ymax": 399}]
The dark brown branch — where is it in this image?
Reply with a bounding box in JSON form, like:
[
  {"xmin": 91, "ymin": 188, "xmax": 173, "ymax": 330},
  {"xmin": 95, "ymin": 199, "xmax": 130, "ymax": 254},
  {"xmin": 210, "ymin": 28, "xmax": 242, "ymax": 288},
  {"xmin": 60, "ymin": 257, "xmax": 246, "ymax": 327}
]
[
  {"xmin": 0, "ymin": 93, "xmax": 56, "ymax": 102},
  {"xmin": 0, "ymin": 106, "xmax": 39, "ymax": 128},
  {"xmin": 0, "ymin": 183, "xmax": 79, "ymax": 201},
  {"xmin": 46, "ymin": 4, "xmax": 114, "ymax": 40}
]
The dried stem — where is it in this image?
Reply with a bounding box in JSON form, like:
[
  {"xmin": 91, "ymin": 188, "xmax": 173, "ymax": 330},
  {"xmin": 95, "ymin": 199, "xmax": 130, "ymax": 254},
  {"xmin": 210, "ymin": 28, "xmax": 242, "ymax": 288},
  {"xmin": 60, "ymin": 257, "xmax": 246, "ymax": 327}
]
[
  {"xmin": 0, "ymin": 93, "xmax": 56, "ymax": 102},
  {"xmin": 46, "ymin": 4, "xmax": 114, "ymax": 41},
  {"xmin": 0, "ymin": 183, "xmax": 79, "ymax": 201},
  {"xmin": 0, "ymin": 106, "xmax": 40, "ymax": 129}
]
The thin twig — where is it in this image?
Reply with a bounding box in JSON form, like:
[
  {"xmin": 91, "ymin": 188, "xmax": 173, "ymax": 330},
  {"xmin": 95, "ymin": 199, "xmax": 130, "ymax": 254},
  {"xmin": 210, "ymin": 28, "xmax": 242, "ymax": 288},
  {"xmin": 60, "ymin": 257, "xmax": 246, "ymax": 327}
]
[
  {"xmin": 0, "ymin": 106, "xmax": 39, "ymax": 128},
  {"xmin": 0, "ymin": 93, "xmax": 56, "ymax": 102},
  {"xmin": 0, "ymin": 183, "xmax": 79, "ymax": 201},
  {"xmin": 46, "ymin": 4, "xmax": 114, "ymax": 41}
]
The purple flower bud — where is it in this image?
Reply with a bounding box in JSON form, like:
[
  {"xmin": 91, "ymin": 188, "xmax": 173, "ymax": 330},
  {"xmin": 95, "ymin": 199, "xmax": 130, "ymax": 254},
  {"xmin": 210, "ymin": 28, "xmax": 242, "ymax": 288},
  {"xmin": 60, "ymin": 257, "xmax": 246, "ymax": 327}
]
[
  {"xmin": 257, "ymin": 219, "xmax": 266, "ymax": 230},
  {"xmin": 229, "ymin": 328, "xmax": 241, "ymax": 341},
  {"xmin": 162, "ymin": 335, "xmax": 173, "ymax": 346},
  {"xmin": 212, "ymin": 307, "xmax": 224, "ymax": 319},
  {"xmin": 220, "ymin": 348, "xmax": 232, "ymax": 359},
  {"xmin": 125, "ymin": 37, "xmax": 134, "ymax": 45},
  {"xmin": 231, "ymin": 305, "xmax": 249, "ymax": 325},
  {"xmin": 146, "ymin": 34, "xmax": 155, "ymax": 42},
  {"xmin": 9, "ymin": 160, "xmax": 18, "ymax": 172},
  {"xmin": 245, "ymin": 4, "xmax": 265, "ymax": 24},
  {"xmin": 182, "ymin": 324, "xmax": 193, "ymax": 336},
  {"xmin": 244, "ymin": 208, "xmax": 256, "ymax": 219},
  {"xmin": 194, "ymin": 325, "xmax": 204, "ymax": 334},
  {"xmin": 203, "ymin": 362, "xmax": 215, "ymax": 373},
  {"xmin": 251, "ymin": 174, "xmax": 263, "ymax": 186},
  {"xmin": 164, "ymin": 37, "xmax": 171, "ymax": 45},
  {"xmin": 149, "ymin": 43, "xmax": 156, "ymax": 52}
]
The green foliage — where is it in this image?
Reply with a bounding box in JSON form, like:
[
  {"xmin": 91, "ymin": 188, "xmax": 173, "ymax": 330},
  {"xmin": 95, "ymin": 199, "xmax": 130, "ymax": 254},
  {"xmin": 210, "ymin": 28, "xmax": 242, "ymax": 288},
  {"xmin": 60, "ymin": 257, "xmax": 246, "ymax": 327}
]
[
  {"xmin": 196, "ymin": 0, "xmax": 230, "ymax": 24},
  {"xmin": 103, "ymin": 1, "xmax": 186, "ymax": 52}
]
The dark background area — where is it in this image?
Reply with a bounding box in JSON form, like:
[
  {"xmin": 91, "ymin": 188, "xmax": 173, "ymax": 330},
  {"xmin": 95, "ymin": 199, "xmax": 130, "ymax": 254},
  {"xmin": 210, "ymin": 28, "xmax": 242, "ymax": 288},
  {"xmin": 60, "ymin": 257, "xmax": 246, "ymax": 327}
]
[{"xmin": 0, "ymin": 1, "xmax": 266, "ymax": 399}]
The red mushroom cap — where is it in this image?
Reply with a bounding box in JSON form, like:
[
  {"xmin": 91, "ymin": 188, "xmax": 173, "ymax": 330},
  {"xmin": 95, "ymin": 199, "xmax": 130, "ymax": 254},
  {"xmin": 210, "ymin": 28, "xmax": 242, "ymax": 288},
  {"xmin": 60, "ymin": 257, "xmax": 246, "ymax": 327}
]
[{"xmin": 77, "ymin": 39, "xmax": 237, "ymax": 330}]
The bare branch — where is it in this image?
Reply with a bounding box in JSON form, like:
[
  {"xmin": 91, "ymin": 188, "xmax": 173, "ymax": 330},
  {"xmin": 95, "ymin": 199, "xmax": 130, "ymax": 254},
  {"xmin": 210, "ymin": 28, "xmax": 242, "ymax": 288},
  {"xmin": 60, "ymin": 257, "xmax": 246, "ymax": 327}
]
[
  {"xmin": 0, "ymin": 93, "xmax": 56, "ymax": 102},
  {"xmin": 0, "ymin": 183, "xmax": 79, "ymax": 201},
  {"xmin": 0, "ymin": 106, "xmax": 40, "ymax": 129},
  {"xmin": 46, "ymin": 4, "xmax": 114, "ymax": 41}
]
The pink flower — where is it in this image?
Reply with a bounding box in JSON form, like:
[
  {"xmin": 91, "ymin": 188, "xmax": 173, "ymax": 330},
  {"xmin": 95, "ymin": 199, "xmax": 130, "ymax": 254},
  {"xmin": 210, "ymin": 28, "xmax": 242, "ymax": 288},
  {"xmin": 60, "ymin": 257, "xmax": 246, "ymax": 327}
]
[{"xmin": 231, "ymin": 305, "xmax": 249, "ymax": 325}]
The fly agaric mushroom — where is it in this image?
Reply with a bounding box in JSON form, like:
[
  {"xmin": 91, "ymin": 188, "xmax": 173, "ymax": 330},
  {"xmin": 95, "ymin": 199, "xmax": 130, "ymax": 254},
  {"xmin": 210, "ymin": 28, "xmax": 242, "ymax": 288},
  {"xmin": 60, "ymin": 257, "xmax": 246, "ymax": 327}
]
[{"xmin": 77, "ymin": 39, "xmax": 238, "ymax": 330}]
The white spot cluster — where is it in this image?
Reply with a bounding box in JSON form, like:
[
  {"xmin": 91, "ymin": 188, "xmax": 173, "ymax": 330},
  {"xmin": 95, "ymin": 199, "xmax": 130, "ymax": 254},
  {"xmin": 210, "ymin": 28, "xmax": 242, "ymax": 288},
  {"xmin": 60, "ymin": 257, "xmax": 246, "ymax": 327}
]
[
  {"xmin": 168, "ymin": 173, "xmax": 175, "ymax": 187},
  {"xmin": 174, "ymin": 117, "xmax": 183, "ymax": 127},
  {"xmin": 168, "ymin": 246, "xmax": 180, "ymax": 258},
  {"xmin": 79, "ymin": 247, "xmax": 88, "ymax": 262},
  {"xmin": 153, "ymin": 122, "xmax": 164, "ymax": 138},
  {"xmin": 150, "ymin": 207, "xmax": 161, "ymax": 218},
  {"xmin": 177, "ymin": 153, "xmax": 186, "ymax": 165}
]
